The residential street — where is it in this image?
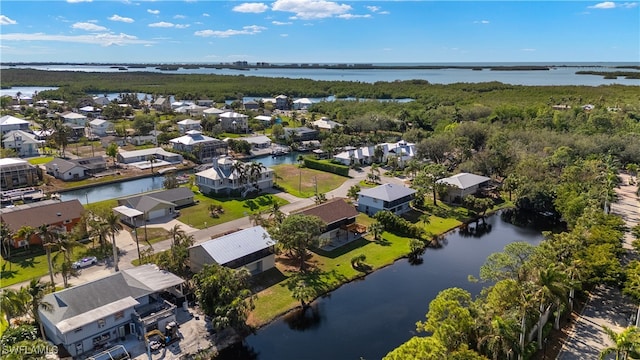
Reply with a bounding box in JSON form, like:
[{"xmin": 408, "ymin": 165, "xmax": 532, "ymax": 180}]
[
  {"xmin": 4, "ymin": 166, "xmax": 406, "ymax": 290},
  {"xmin": 556, "ymin": 173, "xmax": 639, "ymax": 359}
]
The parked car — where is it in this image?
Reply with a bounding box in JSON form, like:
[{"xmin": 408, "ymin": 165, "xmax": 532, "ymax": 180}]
[{"xmin": 72, "ymin": 256, "xmax": 98, "ymax": 269}]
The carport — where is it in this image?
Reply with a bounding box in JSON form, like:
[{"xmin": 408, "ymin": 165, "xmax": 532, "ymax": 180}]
[{"xmin": 113, "ymin": 206, "xmax": 144, "ymax": 227}]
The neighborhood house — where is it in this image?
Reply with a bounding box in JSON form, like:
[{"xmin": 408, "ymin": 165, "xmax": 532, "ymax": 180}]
[
  {"xmin": 0, "ymin": 158, "xmax": 39, "ymax": 190},
  {"xmin": 195, "ymin": 156, "xmax": 274, "ymax": 195},
  {"xmin": 357, "ymin": 183, "xmax": 416, "ymax": 216},
  {"xmin": 296, "ymin": 198, "xmax": 360, "ymax": 245},
  {"xmin": 115, "ymin": 187, "xmax": 195, "ymax": 223},
  {"xmin": 436, "ymin": 172, "xmax": 492, "ymax": 203},
  {"xmin": 189, "ymin": 226, "xmax": 276, "ymax": 274},
  {"xmin": 45, "ymin": 156, "xmax": 107, "ymax": 181},
  {"xmin": 39, "ymin": 265, "xmax": 185, "ymax": 358}
]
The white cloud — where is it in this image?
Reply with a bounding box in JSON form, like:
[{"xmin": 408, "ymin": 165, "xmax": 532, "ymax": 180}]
[
  {"xmin": 521, "ymin": 48, "xmax": 536, "ymax": 52},
  {"xmin": 202, "ymin": 13, "xmax": 210, "ymax": 17},
  {"xmin": 280, "ymin": 33, "xmax": 288, "ymax": 37},
  {"xmin": 272, "ymin": 0, "xmax": 351, "ymax": 20},
  {"xmin": 474, "ymin": 20, "xmax": 490, "ymax": 24},
  {"xmin": 72, "ymin": 22, "xmax": 108, "ymax": 31},
  {"xmin": 0, "ymin": 32, "xmax": 153, "ymax": 46},
  {"xmin": 109, "ymin": 14, "xmax": 135, "ymax": 23},
  {"xmin": 366, "ymin": 6, "xmax": 379, "ymax": 12},
  {"xmin": 175, "ymin": 24, "xmax": 190, "ymax": 29},
  {"xmin": 149, "ymin": 21, "xmax": 175, "ymax": 28},
  {"xmin": 233, "ymin": 3, "xmax": 269, "ymax": 13},
  {"xmin": 194, "ymin": 25, "xmax": 266, "ymax": 37},
  {"xmin": 337, "ymin": 13, "xmax": 371, "ymax": 19},
  {"xmin": 379, "ymin": 10, "xmax": 389, "ymax": 15},
  {"xmin": 588, "ymin": 1, "xmax": 616, "ymax": 8},
  {"xmin": 147, "ymin": 9, "xmax": 160, "ymax": 15},
  {"xmin": 0, "ymin": 15, "xmax": 17, "ymax": 25},
  {"xmin": 621, "ymin": 2, "xmax": 639, "ymax": 8},
  {"xmin": 67, "ymin": 0, "xmax": 92, "ymax": 3},
  {"xmin": 174, "ymin": 14, "xmax": 186, "ymax": 19},
  {"xmin": 272, "ymin": 20, "xmax": 293, "ymax": 25}
]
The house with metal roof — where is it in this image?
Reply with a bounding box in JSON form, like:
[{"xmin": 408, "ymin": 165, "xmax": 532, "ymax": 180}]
[
  {"xmin": 312, "ymin": 117, "xmax": 342, "ymax": 131},
  {"xmin": 2, "ymin": 130, "xmax": 43, "ymax": 157},
  {"xmin": 357, "ymin": 183, "xmax": 416, "ymax": 216},
  {"xmin": 169, "ymin": 131, "xmax": 228, "ymax": 163},
  {"xmin": 117, "ymin": 147, "xmax": 183, "ymax": 166},
  {"xmin": 189, "ymin": 226, "xmax": 276, "ymax": 274},
  {"xmin": 89, "ymin": 119, "xmax": 114, "ymax": 136},
  {"xmin": 296, "ymin": 198, "xmax": 361, "ymax": 245},
  {"xmin": 0, "ymin": 115, "xmax": 30, "ymax": 135},
  {"xmin": 38, "ymin": 264, "xmax": 185, "ymax": 358},
  {"xmin": 218, "ymin": 111, "xmax": 249, "ymax": 133},
  {"xmin": 60, "ymin": 111, "xmax": 88, "ymax": 127},
  {"xmin": 436, "ymin": 172, "xmax": 491, "ymax": 203},
  {"xmin": 195, "ymin": 156, "xmax": 274, "ymax": 196},
  {"xmin": 176, "ymin": 118, "xmax": 202, "ymax": 133},
  {"xmin": 115, "ymin": 188, "xmax": 195, "ymax": 222}
]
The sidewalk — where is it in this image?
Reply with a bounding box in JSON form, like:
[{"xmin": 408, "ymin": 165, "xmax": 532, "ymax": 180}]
[{"xmin": 556, "ymin": 173, "xmax": 639, "ymax": 359}]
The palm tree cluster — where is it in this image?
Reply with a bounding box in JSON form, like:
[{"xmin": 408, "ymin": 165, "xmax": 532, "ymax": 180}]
[
  {"xmin": 231, "ymin": 160, "xmax": 267, "ymax": 193},
  {"xmin": 1, "ymin": 279, "xmax": 53, "ymax": 340}
]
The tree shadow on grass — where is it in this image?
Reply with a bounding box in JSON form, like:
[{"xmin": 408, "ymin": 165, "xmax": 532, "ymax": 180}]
[
  {"xmin": 0, "ymin": 263, "xmax": 18, "ymax": 279},
  {"xmin": 312, "ymin": 238, "xmax": 369, "ymax": 259}
]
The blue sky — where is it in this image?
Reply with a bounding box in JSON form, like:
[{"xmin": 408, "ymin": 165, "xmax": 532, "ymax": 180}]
[{"xmin": 1, "ymin": 1, "xmax": 638, "ymax": 63}]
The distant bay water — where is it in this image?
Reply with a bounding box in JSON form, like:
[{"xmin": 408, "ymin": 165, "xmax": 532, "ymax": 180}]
[{"xmin": 1, "ymin": 62, "xmax": 639, "ymax": 86}]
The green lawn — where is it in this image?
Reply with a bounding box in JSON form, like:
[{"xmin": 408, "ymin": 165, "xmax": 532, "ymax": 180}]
[
  {"xmin": 28, "ymin": 156, "xmax": 54, "ymax": 165},
  {"xmin": 0, "ymin": 244, "xmax": 100, "ymax": 288},
  {"xmin": 134, "ymin": 227, "xmax": 170, "ymax": 245},
  {"xmin": 178, "ymin": 193, "xmax": 288, "ymax": 229},
  {"xmin": 272, "ymin": 164, "xmax": 348, "ymax": 198}
]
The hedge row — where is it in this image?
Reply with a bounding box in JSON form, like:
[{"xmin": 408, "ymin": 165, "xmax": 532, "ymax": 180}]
[{"xmin": 303, "ymin": 157, "xmax": 350, "ymax": 177}]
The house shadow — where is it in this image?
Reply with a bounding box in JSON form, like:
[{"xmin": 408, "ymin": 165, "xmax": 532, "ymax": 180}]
[
  {"xmin": 312, "ymin": 238, "xmax": 369, "ymax": 259},
  {"xmin": 249, "ymin": 267, "xmax": 287, "ymax": 293}
]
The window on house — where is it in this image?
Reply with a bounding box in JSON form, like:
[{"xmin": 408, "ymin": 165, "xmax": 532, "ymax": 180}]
[
  {"xmin": 74, "ymin": 327, "xmax": 83, "ymax": 333},
  {"xmin": 114, "ymin": 311, "xmax": 124, "ymax": 320},
  {"xmin": 98, "ymin": 319, "xmax": 106, "ymax": 328}
]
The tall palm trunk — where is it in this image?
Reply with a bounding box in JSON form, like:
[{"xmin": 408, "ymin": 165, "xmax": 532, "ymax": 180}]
[
  {"xmin": 45, "ymin": 247, "xmax": 55, "ymax": 286},
  {"xmin": 518, "ymin": 313, "xmax": 526, "ymax": 360},
  {"xmin": 112, "ymin": 234, "xmax": 119, "ymax": 272}
]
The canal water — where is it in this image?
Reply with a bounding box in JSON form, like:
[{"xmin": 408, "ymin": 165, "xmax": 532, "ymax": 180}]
[
  {"xmin": 59, "ymin": 153, "xmax": 300, "ymax": 204},
  {"xmin": 217, "ymin": 212, "xmax": 545, "ymax": 360}
]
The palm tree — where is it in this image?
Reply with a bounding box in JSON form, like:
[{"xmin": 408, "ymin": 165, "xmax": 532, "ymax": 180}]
[
  {"xmin": 248, "ymin": 161, "xmax": 266, "ymax": 190},
  {"xmin": 105, "ymin": 212, "xmax": 122, "ymax": 272},
  {"xmin": 25, "ymin": 279, "xmax": 52, "ymax": 340},
  {"xmin": 168, "ymin": 224, "xmax": 185, "ymax": 248},
  {"xmin": 147, "ymin": 154, "xmax": 157, "ymax": 174},
  {"xmin": 534, "ymin": 265, "xmax": 570, "ymax": 349},
  {"xmin": 369, "ymin": 221, "xmax": 384, "ymax": 242},
  {"xmin": 52, "ymin": 232, "xmax": 79, "ymax": 288},
  {"xmin": 0, "ymin": 288, "xmax": 29, "ymax": 326},
  {"xmin": 232, "ymin": 161, "xmax": 247, "ymax": 188},
  {"xmin": 37, "ymin": 225, "xmax": 57, "ymax": 287},
  {"xmin": 599, "ymin": 325, "xmax": 640, "ymax": 360},
  {"xmin": 1, "ymin": 223, "xmax": 15, "ymax": 269},
  {"xmin": 478, "ymin": 315, "xmax": 521, "ymax": 360},
  {"xmin": 268, "ymin": 202, "xmax": 285, "ymax": 225}
]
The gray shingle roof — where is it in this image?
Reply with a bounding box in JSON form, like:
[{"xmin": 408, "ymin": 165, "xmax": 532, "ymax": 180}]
[
  {"xmin": 436, "ymin": 173, "xmax": 491, "ymax": 190},
  {"xmin": 196, "ymin": 226, "xmax": 275, "ymax": 265},
  {"xmin": 358, "ymin": 183, "xmax": 416, "ymax": 202}
]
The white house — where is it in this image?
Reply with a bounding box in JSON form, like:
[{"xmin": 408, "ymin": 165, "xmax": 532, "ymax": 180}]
[
  {"xmin": 242, "ymin": 135, "xmax": 272, "ymax": 149},
  {"xmin": 357, "ymin": 183, "xmax": 416, "ymax": 216},
  {"xmin": 436, "ymin": 173, "xmax": 491, "ymax": 203},
  {"xmin": 39, "ymin": 265, "xmax": 184, "ymax": 358},
  {"xmin": 333, "ymin": 140, "xmax": 416, "ymax": 167},
  {"xmin": 203, "ymin": 107, "xmax": 225, "ymax": 119},
  {"xmin": 169, "ymin": 130, "xmax": 228, "ymax": 163},
  {"xmin": 0, "ymin": 115, "xmax": 30, "ymax": 135},
  {"xmin": 2, "ymin": 130, "xmax": 43, "ymax": 157},
  {"xmin": 195, "ymin": 156, "xmax": 274, "ymax": 195},
  {"xmin": 218, "ymin": 111, "xmax": 249, "ymax": 133},
  {"xmin": 189, "ymin": 226, "xmax": 276, "ymax": 274},
  {"xmin": 115, "ymin": 188, "xmax": 195, "ymax": 221},
  {"xmin": 293, "ymin": 98, "xmax": 313, "ymax": 110},
  {"xmin": 176, "ymin": 119, "xmax": 202, "ymax": 133},
  {"xmin": 312, "ymin": 117, "xmax": 342, "ymax": 131},
  {"xmin": 89, "ymin": 119, "xmax": 114, "ymax": 137},
  {"xmin": 60, "ymin": 112, "xmax": 88, "ymax": 127},
  {"xmin": 117, "ymin": 147, "xmax": 183, "ymax": 165}
]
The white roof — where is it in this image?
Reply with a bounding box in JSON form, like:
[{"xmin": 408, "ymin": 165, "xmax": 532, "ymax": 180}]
[
  {"xmin": 170, "ymin": 131, "xmax": 217, "ymax": 145},
  {"xmin": 219, "ymin": 111, "xmax": 248, "ymax": 119},
  {"xmin": 254, "ymin": 115, "xmax": 272, "ymax": 122},
  {"xmin": 57, "ymin": 296, "xmax": 139, "ymax": 334},
  {"xmin": 242, "ymin": 135, "xmax": 271, "ymax": 145},
  {"xmin": 358, "ymin": 183, "xmax": 416, "ymax": 202},
  {"xmin": 0, "ymin": 158, "xmax": 28, "ymax": 166},
  {"xmin": 0, "ymin": 115, "xmax": 29, "ymax": 126},
  {"xmin": 89, "ymin": 119, "xmax": 109, "ymax": 126},
  {"xmin": 112, "ymin": 205, "xmax": 144, "ymax": 218},
  {"xmin": 195, "ymin": 226, "xmax": 275, "ymax": 265},
  {"xmin": 203, "ymin": 107, "xmax": 225, "ymax": 115},
  {"xmin": 177, "ymin": 119, "xmax": 201, "ymax": 125},
  {"xmin": 436, "ymin": 173, "xmax": 491, "ymax": 190},
  {"xmin": 293, "ymin": 98, "xmax": 313, "ymax": 104},
  {"xmin": 118, "ymin": 147, "xmax": 178, "ymax": 159},
  {"xmin": 79, "ymin": 106, "xmax": 99, "ymax": 112},
  {"xmin": 62, "ymin": 112, "xmax": 86, "ymax": 119},
  {"xmin": 312, "ymin": 118, "xmax": 342, "ymax": 129}
]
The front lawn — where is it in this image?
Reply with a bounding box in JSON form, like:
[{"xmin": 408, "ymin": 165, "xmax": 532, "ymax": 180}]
[
  {"xmin": 178, "ymin": 193, "xmax": 288, "ymax": 229},
  {"xmin": 272, "ymin": 164, "xmax": 348, "ymax": 198},
  {"xmin": 28, "ymin": 156, "xmax": 54, "ymax": 165}
]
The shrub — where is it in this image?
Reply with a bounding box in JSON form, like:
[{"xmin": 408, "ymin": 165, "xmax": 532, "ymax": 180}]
[
  {"xmin": 303, "ymin": 157, "xmax": 350, "ymax": 177},
  {"xmin": 373, "ymin": 210, "xmax": 424, "ymax": 239}
]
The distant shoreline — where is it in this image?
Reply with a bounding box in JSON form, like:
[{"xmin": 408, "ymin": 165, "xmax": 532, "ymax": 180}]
[{"xmin": 3, "ymin": 62, "xmax": 638, "ymax": 72}]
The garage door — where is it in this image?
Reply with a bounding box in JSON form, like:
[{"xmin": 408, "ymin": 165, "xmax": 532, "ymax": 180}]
[{"xmin": 148, "ymin": 209, "xmax": 166, "ymax": 219}]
